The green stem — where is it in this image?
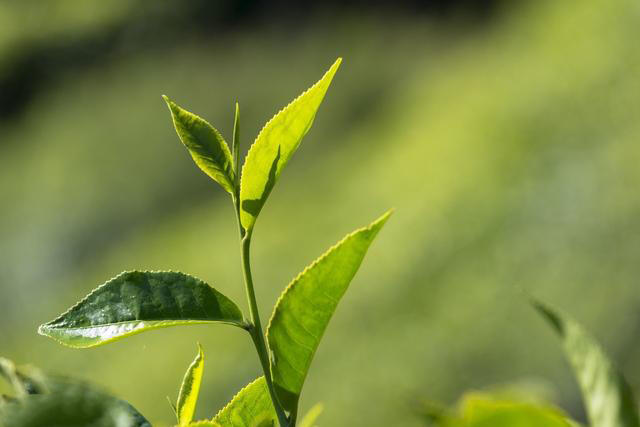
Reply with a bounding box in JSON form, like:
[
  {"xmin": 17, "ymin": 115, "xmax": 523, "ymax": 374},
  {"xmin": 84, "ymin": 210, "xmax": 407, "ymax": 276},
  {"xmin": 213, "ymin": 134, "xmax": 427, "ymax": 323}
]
[{"xmin": 233, "ymin": 194, "xmax": 290, "ymax": 427}]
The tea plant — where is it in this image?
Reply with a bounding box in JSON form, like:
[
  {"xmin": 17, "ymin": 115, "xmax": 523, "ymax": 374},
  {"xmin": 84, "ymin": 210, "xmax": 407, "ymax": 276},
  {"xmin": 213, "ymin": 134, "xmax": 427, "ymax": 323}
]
[{"xmin": 36, "ymin": 58, "xmax": 392, "ymax": 426}]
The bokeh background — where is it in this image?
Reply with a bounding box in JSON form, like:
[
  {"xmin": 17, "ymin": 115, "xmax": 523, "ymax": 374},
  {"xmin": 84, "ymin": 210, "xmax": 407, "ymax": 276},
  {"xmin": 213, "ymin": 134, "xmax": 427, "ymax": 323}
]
[{"xmin": 1, "ymin": 0, "xmax": 640, "ymax": 425}]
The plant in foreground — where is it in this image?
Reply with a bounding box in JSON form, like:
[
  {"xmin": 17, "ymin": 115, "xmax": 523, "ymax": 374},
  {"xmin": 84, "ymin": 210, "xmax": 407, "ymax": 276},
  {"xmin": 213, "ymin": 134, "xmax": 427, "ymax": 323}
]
[{"xmin": 35, "ymin": 57, "xmax": 392, "ymax": 426}]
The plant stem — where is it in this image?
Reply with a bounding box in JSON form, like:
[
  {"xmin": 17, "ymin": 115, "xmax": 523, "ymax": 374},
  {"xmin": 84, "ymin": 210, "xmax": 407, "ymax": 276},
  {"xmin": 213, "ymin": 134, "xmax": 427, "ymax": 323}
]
[{"xmin": 233, "ymin": 194, "xmax": 290, "ymax": 427}]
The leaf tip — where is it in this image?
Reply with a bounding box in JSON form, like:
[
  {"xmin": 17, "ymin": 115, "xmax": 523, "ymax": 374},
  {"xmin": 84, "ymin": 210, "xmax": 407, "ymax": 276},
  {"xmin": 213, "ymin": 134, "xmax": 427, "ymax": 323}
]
[{"xmin": 196, "ymin": 342, "xmax": 204, "ymax": 360}]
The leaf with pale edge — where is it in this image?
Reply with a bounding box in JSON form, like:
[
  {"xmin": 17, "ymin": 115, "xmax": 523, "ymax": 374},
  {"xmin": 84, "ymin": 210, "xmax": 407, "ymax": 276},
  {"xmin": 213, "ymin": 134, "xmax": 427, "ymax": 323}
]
[
  {"xmin": 533, "ymin": 301, "xmax": 640, "ymax": 427},
  {"xmin": 39, "ymin": 271, "xmax": 245, "ymax": 348},
  {"xmin": 177, "ymin": 343, "xmax": 205, "ymax": 426},
  {"xmin": 163, "ymin": 96, "xmax": 235, "ymax": 194},
  {"xmin": 239, "ymin": 58, "xmax": 341, "ymax": 232},
  {"xmin": 267, "ymin": 211, "xmax": 391, "ymax": 412}
]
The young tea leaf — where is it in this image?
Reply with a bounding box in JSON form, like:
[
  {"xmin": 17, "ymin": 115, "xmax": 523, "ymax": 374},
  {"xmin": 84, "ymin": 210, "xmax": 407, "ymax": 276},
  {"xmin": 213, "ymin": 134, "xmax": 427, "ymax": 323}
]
[
  {"xmin": 533, "ymin": 301, "xmax": 640, "ymax": 427},
  {"xmin": 239, "ymin": 58, "xmax": 342, "ymax": 232},
  {"xmin": 163, "ymin": 96, "xmax": 235, "ymax": 194},
  {"xmin": 209, "ymin": 376, "xmax": 276, "ymax": 427},
  {"xmin": 266, "ymin": 210, "xmax": 392, "ymax": 412},
  {"xmin": 177, "ymin": 343, "xmax": 205, "ymax": 427},
  {"xmin": 233, "ymin": 102, "xmax": 241, "ymax": 187},
  {"xmin": 39, "ymin": 271, "xmax": 246, "ymax": 348}
]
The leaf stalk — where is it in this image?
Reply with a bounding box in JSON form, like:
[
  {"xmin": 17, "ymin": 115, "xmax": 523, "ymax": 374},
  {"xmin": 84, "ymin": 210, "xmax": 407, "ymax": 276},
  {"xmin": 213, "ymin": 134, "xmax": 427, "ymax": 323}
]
[{"xmin": 233, "ymin": 192, "xmax": 290, "ymax": 427}]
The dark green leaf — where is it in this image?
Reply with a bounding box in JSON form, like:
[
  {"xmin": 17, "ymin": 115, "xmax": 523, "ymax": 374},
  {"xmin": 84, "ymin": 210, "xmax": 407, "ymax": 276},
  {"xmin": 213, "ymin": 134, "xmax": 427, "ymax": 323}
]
[
  {"xmin": 39, "ymin": 271, "xmax": 246, "ymax": 348},
  {"xmin": 1, "ymin": 379, "xmax": 150, "ymax": 427},
  {"xmin": 266, "ymin": 211, "xmax": 391, "ymax": 412},
  {"xmin": 239, "ymin": 58, "xmax": 341, "ymax": 232},
  {"xmin": 533, "ymin": 301, "xmax": 640, "ymax": 427},
  {"xmin": 163, "ymin": 95, "xmax": 235, "ymax": 194},
  {"xmin": 0, "ymin": 358, "xmax": 47, "ymax": 397}
]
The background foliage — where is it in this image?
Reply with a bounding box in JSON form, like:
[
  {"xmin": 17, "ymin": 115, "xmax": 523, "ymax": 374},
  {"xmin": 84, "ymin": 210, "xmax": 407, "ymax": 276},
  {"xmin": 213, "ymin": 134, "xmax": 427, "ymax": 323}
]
[{"xmin": 1, "ymin": 0, "xmax": 640, "ymax": 425}]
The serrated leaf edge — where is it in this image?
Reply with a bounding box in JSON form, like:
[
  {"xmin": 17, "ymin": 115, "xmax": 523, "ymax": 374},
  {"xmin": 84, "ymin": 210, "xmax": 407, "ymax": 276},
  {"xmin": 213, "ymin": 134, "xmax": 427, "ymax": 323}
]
[
  {"xmin": 239, "ymin": 58, "xmax": 342, "ymax": 230},
  {"xmin": 210, "ymin": 376, "xmax": 269, "ymax": 424},
  {"xmin": 38, "ymin": 270, "xmax": 248, "ymax": 348},
  {"xmin": 163, "ymin": 95, "xmax": 235, "ymax": 193},
  {"xmin": 265, "ymin": 209, "xmax": 392, "ymax": 391}
]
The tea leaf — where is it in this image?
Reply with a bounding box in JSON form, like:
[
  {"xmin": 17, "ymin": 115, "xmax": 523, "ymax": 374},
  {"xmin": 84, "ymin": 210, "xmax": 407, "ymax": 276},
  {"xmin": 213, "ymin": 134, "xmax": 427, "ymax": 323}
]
[
  {"xmin": 267, "ymin": 210, "xmax": 391, "ymax": 412},
  {"xmin": 0, "ymin": 358, "xmax": 47, "ymax": 397},
  {"xmin": 233, "ymin": 102, "xmax": 241, "ymax": 187},
  {"xmin": 177, "ymin": 344, "xmax": 205, "ymax": 426},
  {"xmin": 533, "ymin": 301, "xmax": 640, "ymax": 427},
  {"xmin": 458, "ymin": 394, "xmax": 573, "ymax": 427},
  {"xmin": 0, "ymin": 379, "xmax": 151, "ymax": 427},
  {"xmin": 39, "ymin": 271, "xmax": 246, "ymax": 348},
  {"xmin": 239, "ymin": 58, "xmax": 341, "ymax": 232},
  {"xmin": 206, "ymin": 376, "xmax": 276, "ymax": 427},
  {"xmin": 163, "ymin": 96, "xmax": 235, "ymax": 194}
]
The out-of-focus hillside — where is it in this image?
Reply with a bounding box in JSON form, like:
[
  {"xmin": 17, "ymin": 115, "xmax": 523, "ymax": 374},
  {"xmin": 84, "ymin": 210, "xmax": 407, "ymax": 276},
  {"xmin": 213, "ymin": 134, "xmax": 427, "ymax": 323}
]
[{"xmin": 1, "ymin": 1, "xmax": 640, "ymax": 426}]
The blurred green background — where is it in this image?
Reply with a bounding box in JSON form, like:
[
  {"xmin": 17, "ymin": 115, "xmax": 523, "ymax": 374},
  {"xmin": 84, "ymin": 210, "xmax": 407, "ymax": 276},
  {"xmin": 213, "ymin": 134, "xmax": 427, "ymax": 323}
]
[{"xmin": 1, "ymin": 0, "xmax": 640, "ymax": 425}]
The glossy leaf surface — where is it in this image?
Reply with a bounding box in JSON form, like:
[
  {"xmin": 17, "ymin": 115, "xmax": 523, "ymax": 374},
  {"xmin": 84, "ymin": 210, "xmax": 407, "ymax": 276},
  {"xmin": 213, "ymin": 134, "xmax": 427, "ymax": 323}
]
[
  {"xmin": 39, "ymin": 271, "xmax": 245, "ymax": 348},
  {"xmin": 163, "ymin": 96, "xmax": 235, "ymax": 194},
  {"xmin": 267, "ymin": 211, "xmax": 391, "ymax": 412},
  {"xmin": 534, "ymin": 301, "xmax": 640, "ymax": 427},
  {"xmin": 239, "ymin": 58, "xmax": 341, "ymax": 232},
  {"xmin": 177, "ymin": 344, "xmax": 205, "ymax": 426}
]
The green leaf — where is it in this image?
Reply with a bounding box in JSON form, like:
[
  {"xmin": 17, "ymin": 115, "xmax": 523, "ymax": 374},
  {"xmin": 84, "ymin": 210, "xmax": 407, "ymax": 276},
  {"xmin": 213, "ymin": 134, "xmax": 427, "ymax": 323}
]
[
  {"xmin": 0, "ymin": 358, "xmax": 47, "ymax": 397},
  {"xmin": 299, "ymin": 403, "xmax": 324, "ymax": 427},
  {"xmin": 267, "ymin": 210, "xmax": 392, "ymax": 412},
  {"xmin": 163, "ymin": 95, "xmax": 235, "ymax": 194},
  {"xmin": 206, "ymin": 376, "xmax": 276, "ymax": 427},
  {"xmin": 533, "ymin": 301, "xmax": 640, "ymax": 427},
  {"xmin": 38, "ymin": 271, "xmax": 246, "ymax": 348},
  {"xmin": 458, "ymin": 394, "xmax": 572, "ymax": 427},
  {"xmin": 239, "ymin": 58, "xmax": 342, "ymax": 232},
  {"xmin": 1, "ymin": 379, "xmax": 151, "ymax": 427},
  {"xmin": 177, "ymin": 343, "xmax": 205, "ymax": 427},
  {"xmin": 233, "ymin": 102, "xmax": 241, "ymax": 188}
]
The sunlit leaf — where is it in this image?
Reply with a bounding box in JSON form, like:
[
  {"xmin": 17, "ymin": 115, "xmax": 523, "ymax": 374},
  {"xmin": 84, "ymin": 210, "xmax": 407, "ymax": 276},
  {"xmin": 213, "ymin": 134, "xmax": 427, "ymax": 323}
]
[
  {"xmin": 533, "ymin": 301, "xmax": 640, "ymax": 427},
  {"xmin": 207, "ymin": 376, "xmax": 276, "ymax": 427},
  {"xmin": 39, "ymin": 271, "xmax": 246, "ymax": 348},
  {"xmin": 239, "ymin": 58, "xmax": 341, "ymax": 232},
  {"xmin": 299, "ymin": 403, "xmax": 324, "ymax": 427},
  {"xmin": 177, "ymin": 343, "xmax": 205, "ymax": 426},
  {"xmin": 163, "ymin": 95, "xmax": 235, "ymax": 194},
  {"xmin": 267, "ymin": 211, "xmax": 391, "ymax": 412}
]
